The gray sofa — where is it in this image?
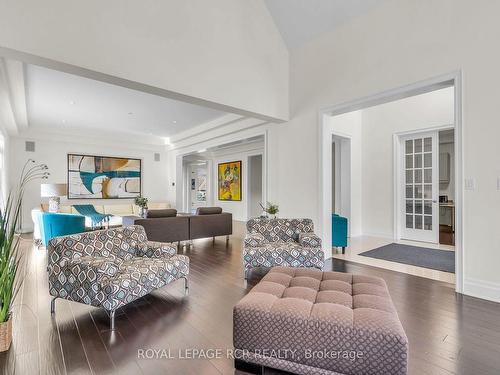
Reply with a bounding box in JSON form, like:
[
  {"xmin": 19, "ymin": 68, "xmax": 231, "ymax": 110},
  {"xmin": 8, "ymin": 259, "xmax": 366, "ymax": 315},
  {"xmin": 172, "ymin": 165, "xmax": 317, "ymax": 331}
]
[
  {"xmin": 47, "ymin": 225, "xmax": 189, "ymax": 329},
  {"xmin": 243, "ymin": 218, "xmax": 324, "ymax": 278},
  {"xmin": 123, "ymin": 207, "xmax": 232, "ymax": 244},
  {"xmin": 190, "ymin": 207, "xmax": 233, "ymax": 242},
  {"xmin": 122, "ymin": 209, "xmax": 190, "ymax": 243}
]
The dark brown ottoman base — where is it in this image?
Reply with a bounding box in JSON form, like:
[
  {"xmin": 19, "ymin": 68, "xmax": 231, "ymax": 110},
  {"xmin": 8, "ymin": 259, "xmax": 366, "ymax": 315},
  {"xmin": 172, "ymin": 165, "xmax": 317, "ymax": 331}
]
[{"xmin": 233, "ymin": 267, "xmax": 408, "ymax": 375}]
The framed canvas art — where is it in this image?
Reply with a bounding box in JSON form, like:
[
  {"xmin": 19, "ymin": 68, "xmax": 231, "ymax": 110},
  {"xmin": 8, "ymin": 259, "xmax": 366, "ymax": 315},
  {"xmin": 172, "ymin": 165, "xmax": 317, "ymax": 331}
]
[
  {"xmin": 67, "ymin": 154, "xmax": 142, "ymax": 199},
  {"xmin": 218, "ymin": 160, "xmax": 242, "ymax": 201}
]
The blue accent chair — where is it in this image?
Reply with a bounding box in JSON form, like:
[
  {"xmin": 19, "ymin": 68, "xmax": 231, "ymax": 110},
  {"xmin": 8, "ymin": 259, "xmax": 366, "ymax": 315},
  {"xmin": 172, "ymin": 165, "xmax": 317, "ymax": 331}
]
[
  {"xmin": 38, "ymin": 212, "xmax": 86, "ymax": 247},
  {"xmin": 332, "ymin": 213, "xmax": 348, "ymax": 254}
]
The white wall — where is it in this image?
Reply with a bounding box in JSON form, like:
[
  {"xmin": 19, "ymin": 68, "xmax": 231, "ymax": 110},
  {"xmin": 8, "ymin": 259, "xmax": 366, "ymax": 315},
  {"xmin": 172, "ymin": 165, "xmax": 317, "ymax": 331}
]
[
  {"xmin": 0, "ymin": 0, "xmax": 289, "ymax": 121},
  {"xmin": 10, "ymin": 136, "xmax": 168, "ymax": 231},
  {"xmin": 360, "ymin": 87, "xmax": 454, "ymax": 237},
  {"xmin": 276, "ymin": 0, "xmax": 500, "ymax": 300}
]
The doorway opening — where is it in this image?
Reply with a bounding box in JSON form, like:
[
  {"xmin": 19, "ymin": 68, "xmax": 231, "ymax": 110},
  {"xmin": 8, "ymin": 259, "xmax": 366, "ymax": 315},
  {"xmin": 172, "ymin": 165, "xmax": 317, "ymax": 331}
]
[
  {"xmin": 179, "ymin": 135, "xmax": 265, "ymax": 221},
  {"xmin": 247, "ymin": 154, "xmax": 263, "ymax": 218},
  {"xmin": 187, "ymin": 161, "xmax": 208, "ymax": 214},
  {"xmin": 320, "ymin": 73, "xmax": 463, "ymax": 290}
]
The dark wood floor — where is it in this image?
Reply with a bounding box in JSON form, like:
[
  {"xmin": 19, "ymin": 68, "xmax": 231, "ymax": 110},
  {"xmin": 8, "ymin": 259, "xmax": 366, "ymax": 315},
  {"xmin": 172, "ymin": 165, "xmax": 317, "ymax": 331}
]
[
  {"xmin": 1, "ymin": 232, "xmax": 500, "ymax": 375},
  {"xmin": 440, "ymin": 224, "xmax": 455, "ymax": 246}
]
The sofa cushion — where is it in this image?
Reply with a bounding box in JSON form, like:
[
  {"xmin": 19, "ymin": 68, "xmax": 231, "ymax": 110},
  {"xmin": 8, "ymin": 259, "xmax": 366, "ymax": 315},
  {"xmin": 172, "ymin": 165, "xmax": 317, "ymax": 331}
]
[
  {"xmin": 147, "ymin": 209, "xmax": 177, "ymax": 218},
  {"xmin": 243, "ymin": 242, "xmax": 324, "ymax": 270},
  {"xmin": 99, "ymin": 254, "xmax": 190, "ymax": 310},
  {"xmin": 148, "ymin": 202, "xmax": 170, "ymax": 209},
  {"xmin": 246, "ymin": 218, "xmax": 315, "ymax": 243},
  {"xmin": 66, "ymin": 256, "xmax": 121, "ymax": 278},
  {"xmin": 103, "ymin": 204, "xmax": 134, "ymax": 216},
  {"xmin": 196, "ymin": 207, "xmax": 222, "ymax": 215}
]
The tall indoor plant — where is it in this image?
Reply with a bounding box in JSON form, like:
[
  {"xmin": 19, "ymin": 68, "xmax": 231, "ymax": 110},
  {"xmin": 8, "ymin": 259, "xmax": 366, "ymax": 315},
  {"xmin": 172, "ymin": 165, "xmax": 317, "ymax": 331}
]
[{"xmin": 0, "ymin": 160, "xmax": 48, "ymax": 351}]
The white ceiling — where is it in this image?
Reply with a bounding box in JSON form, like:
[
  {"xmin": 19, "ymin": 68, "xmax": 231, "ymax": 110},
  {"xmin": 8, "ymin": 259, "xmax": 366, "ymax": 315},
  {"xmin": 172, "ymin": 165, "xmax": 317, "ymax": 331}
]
[
  {"xmin": 265, "ymin": 0, "xmax": 384, "ymax": 49},
  {"xmin": 26, "ymin": 64, "xmax": 227, "ymax": 138}
]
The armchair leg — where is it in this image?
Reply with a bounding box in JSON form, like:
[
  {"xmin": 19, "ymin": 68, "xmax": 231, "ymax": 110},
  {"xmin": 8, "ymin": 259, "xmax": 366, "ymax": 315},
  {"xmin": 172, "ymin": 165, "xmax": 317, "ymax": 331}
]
[
  {"xmin": 181, "ymin": 276, "xmax": 189, "ymax": 295},
  {"xmin": 342, "ymin": 246, "xmax": 346, "ymax": 254},
  {"xmin": 244, "ymin": 268, "xmax": 250, "ymax": 280},
  {"xmin": 50, "ymin": 297, "xmax": 57, "ymax": 314},
  {"xmin": 213, "ymin": 236, "xmax": 215, "ymax": 245},
  {"xmin": 226, "ymin": 235, "xmax": 229, "ymax": 244},
  {"xmin": 110, "ymin": 310, "xmax": 116, "ymax": 330}
]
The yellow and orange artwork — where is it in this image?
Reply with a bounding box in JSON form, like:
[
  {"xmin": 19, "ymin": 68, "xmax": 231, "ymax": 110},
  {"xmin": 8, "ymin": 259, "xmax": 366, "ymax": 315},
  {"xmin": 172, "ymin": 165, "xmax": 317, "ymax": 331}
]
[{"xmin": 218, "ymin": 161, "xmax": 241, "ymax": 201}]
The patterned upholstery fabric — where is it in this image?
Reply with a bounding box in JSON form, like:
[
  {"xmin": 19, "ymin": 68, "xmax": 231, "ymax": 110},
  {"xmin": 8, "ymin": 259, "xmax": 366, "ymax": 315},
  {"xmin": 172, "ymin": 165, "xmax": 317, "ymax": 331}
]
[
  {"xmin": 243, "ymin": 218, "xmax": 324, "ymax": 272},
  {"xmin": 233, "ymin": 267, "xmax": 408, "ymax": 375},
  {"xmin": 48, "ymin": 225, "xmax": 189, "ymax": 311}
]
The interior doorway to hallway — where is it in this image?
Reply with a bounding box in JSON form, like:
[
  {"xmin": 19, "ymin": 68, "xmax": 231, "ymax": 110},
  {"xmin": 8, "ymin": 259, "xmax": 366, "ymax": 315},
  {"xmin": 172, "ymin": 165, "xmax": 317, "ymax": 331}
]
[
  {"xmin": 320, "ymin": 73, "xmax": 463, "ymax": 290},
  {"xmin": 247, "ymin": 154, "xmax": 263, "ymax": 219},
  {"xmin": 187, "ymin": 161, "xmax": 208, "ymax": 214},
  {"xmin": 179, "ymin": 135, "xmax": 266, "ymax": 222},
  {"xmin": 332, "ymin": 134, "xmax": 351, "ymax": 236}
]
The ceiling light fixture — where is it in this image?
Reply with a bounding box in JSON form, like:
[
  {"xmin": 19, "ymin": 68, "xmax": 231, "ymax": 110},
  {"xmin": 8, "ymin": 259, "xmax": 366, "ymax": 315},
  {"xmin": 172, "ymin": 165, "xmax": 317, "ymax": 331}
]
[
  {"xmin": 69, "ymin": 100, "xmax": 75, "ymax": 105},
  {"xmin": 198, "ymin": 149, "xmax": 206, "ymax": 153},
  {"xmin": 61, "ymin": 119, "xmax": 67, "ymax": 124},
  {"xmin": 172, "ymin": 120, "xmax": 177, "ymax": 124}
]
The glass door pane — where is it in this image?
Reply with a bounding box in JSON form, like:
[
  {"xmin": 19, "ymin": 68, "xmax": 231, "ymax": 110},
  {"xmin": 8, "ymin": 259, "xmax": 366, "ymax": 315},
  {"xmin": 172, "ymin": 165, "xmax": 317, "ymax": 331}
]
[{"xmin": 401, "ymin": 133, "xmax": 438, "ymax": 243}]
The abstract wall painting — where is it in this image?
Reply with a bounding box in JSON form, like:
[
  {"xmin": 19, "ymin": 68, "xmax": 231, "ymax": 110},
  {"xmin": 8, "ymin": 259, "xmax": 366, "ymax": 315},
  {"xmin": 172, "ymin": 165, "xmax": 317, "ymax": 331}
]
[
  {"xmin": 67, "ymin": 154, "xmax": 141, "ymax": 199},
  {"xmin": 218, "ymin": 160, "xmax": 242, "ymax": 201}
]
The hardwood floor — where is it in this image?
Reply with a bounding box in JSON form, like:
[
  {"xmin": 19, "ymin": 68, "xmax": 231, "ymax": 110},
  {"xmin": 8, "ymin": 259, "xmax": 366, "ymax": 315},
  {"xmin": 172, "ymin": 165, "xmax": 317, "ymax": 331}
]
[{"xmin": 1, "ymin": 231, "xmax": 500, "ymax": 374}]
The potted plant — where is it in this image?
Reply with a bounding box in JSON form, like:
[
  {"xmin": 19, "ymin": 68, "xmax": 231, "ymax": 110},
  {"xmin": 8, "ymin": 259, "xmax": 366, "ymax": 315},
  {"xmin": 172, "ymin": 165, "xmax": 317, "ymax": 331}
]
[
  {"xmin": 259, "ymin": 202, "xmax": 279, "ymax": 219},
  {"xmin": 0, "ymin": 160, "xmax": 48, "ymax": 352},
  {"xmin": 134, "ymin": 196, "xmax": 148, "ymax": 218}
]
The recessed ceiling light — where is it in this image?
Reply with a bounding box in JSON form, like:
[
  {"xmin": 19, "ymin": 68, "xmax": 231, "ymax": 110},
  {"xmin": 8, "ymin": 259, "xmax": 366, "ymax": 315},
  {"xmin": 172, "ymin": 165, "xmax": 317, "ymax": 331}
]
[
  {"xmin": 198, "ymin": 149, "xmax": 206, "ymax": 153},
  {"xmin": 61, "ymin": 119, "xmax": 67, "ymax": 124},
  {"xmin": 69, "ymin": 100, "xmax": 75, "ymax": 105},
  {"xmin": 172, "ymin": 120, "xmax": 177, "ymax": 124}
]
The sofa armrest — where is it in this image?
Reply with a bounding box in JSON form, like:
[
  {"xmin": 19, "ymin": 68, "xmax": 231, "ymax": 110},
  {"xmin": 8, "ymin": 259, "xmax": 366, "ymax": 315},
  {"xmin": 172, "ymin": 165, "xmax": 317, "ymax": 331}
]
[
  {"xmin": 298, "ymin": 233, "xmax": 322, "ymax": 248},
  {"xmin": 244, "ymin": 233, "xmax": 267, "ymax": 247},
  {"xmin": 63, "ymin": 256, "xmax": 120, "ymax": 282},
  {"xmin": 137, "ymin": 241, "xmax": 177, "ymax": 258}
]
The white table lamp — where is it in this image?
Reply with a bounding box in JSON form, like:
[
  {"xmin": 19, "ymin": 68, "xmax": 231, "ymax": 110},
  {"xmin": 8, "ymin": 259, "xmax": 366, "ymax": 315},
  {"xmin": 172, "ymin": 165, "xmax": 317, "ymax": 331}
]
[{"xmin": 41, "ymin": 183, "xmax": 67, "ymax": 212}]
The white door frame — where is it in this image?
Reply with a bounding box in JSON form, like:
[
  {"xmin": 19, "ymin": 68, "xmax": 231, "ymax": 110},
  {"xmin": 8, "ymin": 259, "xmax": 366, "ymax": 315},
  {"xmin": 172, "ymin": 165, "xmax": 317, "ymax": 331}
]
[{"xmin": 318, "ymin": 71, "xmax": 464, "ymax": 293}]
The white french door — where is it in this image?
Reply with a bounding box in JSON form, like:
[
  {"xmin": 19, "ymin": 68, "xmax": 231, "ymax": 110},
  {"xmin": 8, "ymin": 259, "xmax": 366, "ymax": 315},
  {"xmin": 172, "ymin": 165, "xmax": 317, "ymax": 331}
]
[{"xmin": 400, "ymin": 131, "xmax": 439, "ymax": 243}]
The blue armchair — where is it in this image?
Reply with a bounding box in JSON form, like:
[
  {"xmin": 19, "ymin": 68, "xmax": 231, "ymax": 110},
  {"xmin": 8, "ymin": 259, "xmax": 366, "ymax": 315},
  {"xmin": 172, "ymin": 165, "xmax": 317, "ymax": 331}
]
[
  {"xmin": 332, "ymin": 213, "xmax": 348, "ymax": 254},
  {"xmin": 38, "ymin": 212, "xmax": 86, "ymax": 247}
]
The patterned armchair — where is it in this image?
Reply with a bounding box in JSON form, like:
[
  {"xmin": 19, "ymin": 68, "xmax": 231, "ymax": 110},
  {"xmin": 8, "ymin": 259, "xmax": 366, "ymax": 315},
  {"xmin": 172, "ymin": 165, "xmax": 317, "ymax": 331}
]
[
  {"xmin": 243, "ymin": 218, "xmax": 324, "ymax": 278},
  {"xmin": 47, "ymin": 225, "xmax": 189, "ymax": 329}
]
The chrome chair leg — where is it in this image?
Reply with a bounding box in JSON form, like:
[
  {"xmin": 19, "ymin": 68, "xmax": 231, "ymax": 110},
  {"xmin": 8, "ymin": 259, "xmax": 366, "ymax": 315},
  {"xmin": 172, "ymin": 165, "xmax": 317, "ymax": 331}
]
[
  {"xmin": 181, "ymin": 276, "xmax": 189, "ymax": 295},
  {"xmin": 110, "ymin": 310, "xmax": 116, "ymax": 330},
  {"xmin": 50, "ymin": 297, "xmax": 58, "ymax": 314}
]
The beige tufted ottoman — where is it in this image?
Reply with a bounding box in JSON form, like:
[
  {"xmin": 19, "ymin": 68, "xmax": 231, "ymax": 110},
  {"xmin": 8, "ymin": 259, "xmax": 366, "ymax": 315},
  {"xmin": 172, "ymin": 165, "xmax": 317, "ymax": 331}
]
[{"xmin": 233, "ymin": 267, "xmax": 408, "ymax": 375}]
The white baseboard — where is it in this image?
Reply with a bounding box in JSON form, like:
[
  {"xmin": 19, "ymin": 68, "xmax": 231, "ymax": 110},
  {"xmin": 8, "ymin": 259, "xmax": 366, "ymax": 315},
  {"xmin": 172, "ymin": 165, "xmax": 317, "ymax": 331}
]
[
  {"xmin": 359, "ymin": 232, "xmax": 395, "ymax": 240},
  {"xmin": 464, "ymin": 277, "xmax": 500, "ymax": 303}
]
